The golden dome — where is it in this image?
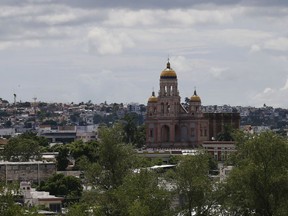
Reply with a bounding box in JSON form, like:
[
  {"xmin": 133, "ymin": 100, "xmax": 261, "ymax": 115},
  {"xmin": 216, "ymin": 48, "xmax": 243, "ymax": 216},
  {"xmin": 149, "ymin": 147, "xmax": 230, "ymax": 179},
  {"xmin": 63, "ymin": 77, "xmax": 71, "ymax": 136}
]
[
  {"xmin": 160, "ymin": 61, "xmax": 177, "ymax": 79},
  {"xmin": 190, "ymin": 90, "xmax": 201, "ymax": 102},
  {"xmin": 148, "ymin": 91, "xmax": 158, "ymax": 103}
]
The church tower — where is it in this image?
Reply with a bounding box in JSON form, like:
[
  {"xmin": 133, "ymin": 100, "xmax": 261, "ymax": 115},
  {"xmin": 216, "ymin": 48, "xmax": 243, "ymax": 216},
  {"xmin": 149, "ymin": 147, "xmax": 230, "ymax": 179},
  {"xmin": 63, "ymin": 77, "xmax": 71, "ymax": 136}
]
[
  {"xmin": 145, "ymin": 60, "xmax": 240, "ymax": 149},
  {"xmin": 189, "ymin": 89, "xmax": 202, "ymax": 118},
  {"xmin": 157, "ymin": 60, "xmax": 181, "ymax": 117}
]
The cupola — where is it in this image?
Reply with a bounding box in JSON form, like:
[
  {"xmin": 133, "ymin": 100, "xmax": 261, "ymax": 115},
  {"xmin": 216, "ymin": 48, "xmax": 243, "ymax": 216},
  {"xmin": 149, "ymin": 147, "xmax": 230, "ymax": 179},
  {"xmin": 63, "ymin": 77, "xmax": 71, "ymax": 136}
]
[
  {"xmin": 190, "ymin": 90, "xmax": 201, "ymax": 102},
  {"xmin": 160, "ymin": 61, "xmax": 177, "ymax": 79},
  {"xmin": 148, "ymin": 91, "xmax": 158, "ymax": 103}
]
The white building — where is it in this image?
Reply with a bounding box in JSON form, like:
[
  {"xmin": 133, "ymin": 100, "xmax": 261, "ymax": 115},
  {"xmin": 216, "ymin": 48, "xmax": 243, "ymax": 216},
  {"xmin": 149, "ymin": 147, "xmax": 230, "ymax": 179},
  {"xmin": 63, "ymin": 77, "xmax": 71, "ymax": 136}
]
[{"xmin": 20, "ymin": 181, "xmax": 64, "ymax": 213}]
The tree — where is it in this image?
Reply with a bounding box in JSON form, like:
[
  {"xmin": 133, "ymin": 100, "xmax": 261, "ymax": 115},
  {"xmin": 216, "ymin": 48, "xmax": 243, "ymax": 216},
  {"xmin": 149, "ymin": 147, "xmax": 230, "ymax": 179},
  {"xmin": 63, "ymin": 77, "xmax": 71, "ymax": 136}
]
[
  {"xmin": 4, "ymin": 120, "xmax": 12, "ymax": 128},
  {"xmin": 68, "ymin": 140, "xmax": 99, "ymax": 165},
  {"xmin": 3, "ymin": 136, "xmax": 41, "ymax": 161},
  {"xmin": 216, "ymin": 124, "xmax": 234, "ymax": 141},
  {"xmin": 174, "ymin": 153, "xmax": 213, "ymax": 216},
  {"xmin": 0, "ymin": 182, "xmax": 25, "ymax": 216},
  {"xmin": 115, "ymin": 170, "xmax": 173, "ymax": 216},
  {"xmin": 38, "ymin": 173, "xmax": 82, "ymax": 199},
  {"xmin": 55, "ymin": 146, "xmax": 70, "ymax": 171},
  {"xmin": 68, "ymin": 124, "xmax": 143, "ymax": 213},
  {"xmin": 223, "ymin": 131, "xmax": 288, "ymax": 216},
  {"xmin": 122, "ymin": 113, "xmax": 137, "ymax": 143},
  {"xmin": 121, "ymin": 113, "xmax": 146, "ymax": 147},
  {"xmin": 97, "ymin": 124, "xmax": 137, "ymax": 189},
  {"xmin": 19, "ymin": 131, "xmax": 49, "ymax": 147},
  {"xmin": 134, "ymin": 124, "xmax": 146, "ymax": 148}
]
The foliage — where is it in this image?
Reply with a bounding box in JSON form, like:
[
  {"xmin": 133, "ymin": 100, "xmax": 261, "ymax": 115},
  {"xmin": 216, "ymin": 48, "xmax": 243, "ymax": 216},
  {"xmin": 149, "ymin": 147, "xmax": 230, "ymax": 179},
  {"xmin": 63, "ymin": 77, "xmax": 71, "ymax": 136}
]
[
  {"xmin": 3, "ymin": 136, "xmax": 41, "ymax": 161},
  {"xmin": 93, "ymin": 113, "xmax": 119, "ymax": 125},
  {"xmin": 223, "ymin": 131, "xmax": 288, "ymax": 216},
  {"xmin": 38, "ymin": 173, "xmax": 82, "ymax": 199},
  {"xmin": 216, "ymin": 124, "xmax": 234, "ymax": 141},
  {"xmin": 121, "ymin": 113, "xmax": 146, "ymax": 148},
  {"xmin": 19, "ymin": 131, "xmax": 49, "ymax": 147},
  {"xmin": 97, "ymin": 124, "xmax": 137, "ymax": 189},
  {"xmin": 4, "ymin": 120, "xmax": 12, "ymax": 128},
  {"xmin": 55, "ymin": 146, "xmax": 70, "ymax": 171},
  {"xmin": 68, "ymin": 140, "xmax": 100, "ymax": 165},
  {"xmin": 134, "ymin": 124, "xmax": 146, "ymax": 148},
  {"xmin": 0, "ymin": 182, "xmax": 25, "ymax": 216},
  {"xmin": 115, "ymin": 170, "xmax": 173, "ymax": 216},
  {"xmin": 174, "ymin": 153, "xmax": 214, "ymax": 215},
  {"xmin": 66, "ymin": 203, "xmax": 89, "ymax": 216}
]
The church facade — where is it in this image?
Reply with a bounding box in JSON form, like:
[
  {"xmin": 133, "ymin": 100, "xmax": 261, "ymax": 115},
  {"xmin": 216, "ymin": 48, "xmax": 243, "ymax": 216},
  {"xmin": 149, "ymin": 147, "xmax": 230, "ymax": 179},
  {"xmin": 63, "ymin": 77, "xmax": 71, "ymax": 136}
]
[{"xmin": 146, "ymin": 61, "xmax": 240, "ymax": 149}]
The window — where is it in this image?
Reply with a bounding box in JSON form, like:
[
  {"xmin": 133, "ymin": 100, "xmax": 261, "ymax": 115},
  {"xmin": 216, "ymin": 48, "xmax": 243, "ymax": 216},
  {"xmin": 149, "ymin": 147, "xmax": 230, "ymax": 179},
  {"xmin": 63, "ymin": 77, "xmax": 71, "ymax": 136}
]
[
  {"xmin": 150, "ymin": 129, "xmax": 153, "ymax": 137},
  {"xmin": 167, "ymin": 103, "xmax": 170, "ymax": 113},
  {"xmin": 191, "ymin": 128, "xmax": 195, "ymax": 137}
]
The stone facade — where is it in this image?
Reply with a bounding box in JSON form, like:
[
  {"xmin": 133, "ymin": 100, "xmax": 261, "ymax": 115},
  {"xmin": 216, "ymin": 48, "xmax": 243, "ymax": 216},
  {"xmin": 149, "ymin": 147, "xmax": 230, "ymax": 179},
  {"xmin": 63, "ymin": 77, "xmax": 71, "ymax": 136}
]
[{"xmin": 0, "ymin": 161, "xmax": 56, "ymax": 184}]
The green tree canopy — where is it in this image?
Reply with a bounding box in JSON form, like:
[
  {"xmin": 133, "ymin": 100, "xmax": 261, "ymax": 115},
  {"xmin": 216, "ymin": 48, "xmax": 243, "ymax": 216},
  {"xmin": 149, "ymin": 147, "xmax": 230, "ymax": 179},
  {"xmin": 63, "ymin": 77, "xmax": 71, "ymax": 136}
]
[
  {"xmin": 174, "ymin": 153, "xmax": 214, "ymax": 216},
  {"xmin": 97, "ymin": 124, "xmax": 137, "ymax": 189},
  {"xmin": 38, "ymin": 173, "xmax": 82, "ymax": 199},
  {"xmin": 115, "ymin": 170, "xmax": 173, "ymax": 216},
  {"xmin": 223, "ymin": 131, "xmax": 288, "ymax": 216},
  {"xmin": 3, "ymin": 136, "xmax": 41, "ymax": 161},
  {"xmin": 55, "ymin": 145, "xmax": 70, "ymax": 171}
]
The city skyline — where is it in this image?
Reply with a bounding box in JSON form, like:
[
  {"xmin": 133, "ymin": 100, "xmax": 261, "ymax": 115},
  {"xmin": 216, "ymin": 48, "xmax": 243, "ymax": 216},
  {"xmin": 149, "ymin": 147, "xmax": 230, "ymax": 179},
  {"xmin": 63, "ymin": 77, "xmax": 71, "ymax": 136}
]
[{"xmin": 1, "ymin": 1, "xmax": 288, "ymax": 107}]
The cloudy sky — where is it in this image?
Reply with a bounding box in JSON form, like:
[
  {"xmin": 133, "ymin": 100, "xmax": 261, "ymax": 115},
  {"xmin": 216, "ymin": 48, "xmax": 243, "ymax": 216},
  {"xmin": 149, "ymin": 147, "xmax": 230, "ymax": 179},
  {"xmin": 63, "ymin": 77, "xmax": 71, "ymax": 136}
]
[{"xmin": 1, "ymin": 0, "xmax": 288, "ymax": 107}]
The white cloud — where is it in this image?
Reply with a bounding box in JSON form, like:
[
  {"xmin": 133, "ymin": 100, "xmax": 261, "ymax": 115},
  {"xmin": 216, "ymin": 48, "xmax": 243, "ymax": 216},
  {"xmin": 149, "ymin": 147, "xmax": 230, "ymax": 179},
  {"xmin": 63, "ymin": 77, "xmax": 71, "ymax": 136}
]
[
  {"xmin": 35, "ymin": 13, "xmax": 78, "ymax": 25},
  {"xmin": 252, "ymin": 80, "xmax": 288, "ymax": 107},
  {"xmin": 104, "ymin": 9, "xmax": 157, "ymax": 27},
  {"xmin": 104, "ymin": 7, "xmax": 244, "ymax": 28},
  {"xmin": 87, "ymin": 28, "xmax": 134, "ymax": 55},
  {"xmin": 263, "ymin": 37, "xmax": 288, "ymax": 51},
  {"xmin": 281, "ymin": 79, "xmax": 288, "ymax": 90},
  {"xmin": 250, "ymin": 44, "xmax": 261, "ymax": 52},
  {"xmin": 165, "ymin": 8, "xmax": 235, "ymax": 26},
  {"xmin": 0, "ymin": 40, "xmax": 41, "ymax": 50},
  {"xmin": 209, "ymin": 67, "xmax": 229, "ymax": 78}
]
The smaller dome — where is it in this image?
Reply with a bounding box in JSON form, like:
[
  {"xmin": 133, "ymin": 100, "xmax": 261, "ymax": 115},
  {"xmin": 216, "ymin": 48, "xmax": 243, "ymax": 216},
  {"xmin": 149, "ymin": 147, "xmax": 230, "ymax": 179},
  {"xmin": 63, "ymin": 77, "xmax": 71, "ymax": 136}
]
[
  {"xmin": 190, "ymin": 90, "xmax": 201, "ymax": 102},
  {"xmin": 160, "ymin": 61, "xmax": 177, "ymax": 79},
  {"xmin": 148, "ymin": 91, "xmax": 158, "ymax": 103}
]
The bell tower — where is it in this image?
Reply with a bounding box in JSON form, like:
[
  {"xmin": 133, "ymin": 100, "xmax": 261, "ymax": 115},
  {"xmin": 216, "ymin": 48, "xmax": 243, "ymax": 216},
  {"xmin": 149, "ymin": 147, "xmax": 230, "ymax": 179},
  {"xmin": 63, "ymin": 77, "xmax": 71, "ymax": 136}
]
[{"xmin": 157, "ymin": 60, "xmax": 180, "ymax": 117}]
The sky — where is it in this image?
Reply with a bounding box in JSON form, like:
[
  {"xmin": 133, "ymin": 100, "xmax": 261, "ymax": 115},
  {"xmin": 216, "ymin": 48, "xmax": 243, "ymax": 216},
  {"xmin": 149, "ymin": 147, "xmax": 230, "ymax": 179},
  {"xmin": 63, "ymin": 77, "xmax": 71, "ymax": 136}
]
[{"xmin": 0, "ymin": 0, "xmax": 288, "ymax": 107}]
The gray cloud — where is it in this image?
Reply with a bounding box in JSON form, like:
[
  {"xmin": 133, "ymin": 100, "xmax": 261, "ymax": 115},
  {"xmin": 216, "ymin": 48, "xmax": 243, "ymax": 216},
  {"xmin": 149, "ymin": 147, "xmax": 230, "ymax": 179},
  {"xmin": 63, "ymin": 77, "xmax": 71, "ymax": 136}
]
[{"xmin": 0, "ymin": 1, "xmax": 288, "ymax": 107}]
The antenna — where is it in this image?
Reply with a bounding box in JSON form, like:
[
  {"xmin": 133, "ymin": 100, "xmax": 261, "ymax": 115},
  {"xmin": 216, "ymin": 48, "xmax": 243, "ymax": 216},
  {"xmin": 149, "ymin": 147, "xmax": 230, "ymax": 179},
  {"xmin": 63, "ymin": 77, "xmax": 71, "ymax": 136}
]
[
  {"xmin": 13, "ymin": 93, "xmax": 16, "ymax": 105},
  {"xmin": 33, "ymin": 97, "xmax": 37, "ymax": 103}
]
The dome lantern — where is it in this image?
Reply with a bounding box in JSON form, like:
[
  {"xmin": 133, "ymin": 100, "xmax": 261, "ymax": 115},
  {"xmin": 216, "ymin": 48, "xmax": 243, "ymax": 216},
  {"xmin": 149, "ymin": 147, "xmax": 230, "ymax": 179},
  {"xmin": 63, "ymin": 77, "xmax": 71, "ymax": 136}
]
[
  {"xmin": 160, "ymin": 60, "xmax": 177, "ymax": 79},
  {"xmin": 148, "ymin": 91, "xmax": 158, "ymax": 103},
  {"xmin": 190, "ymin": 89, "xmax": 201, "ymax": 102}
]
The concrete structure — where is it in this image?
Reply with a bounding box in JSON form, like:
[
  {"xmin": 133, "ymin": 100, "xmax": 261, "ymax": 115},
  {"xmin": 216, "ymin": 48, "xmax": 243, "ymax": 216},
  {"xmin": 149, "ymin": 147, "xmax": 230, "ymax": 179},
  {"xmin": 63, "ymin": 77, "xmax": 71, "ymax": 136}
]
[
  {"xmin": 0, "ymin": 128, "xmax": 15, "ymax": 137},
  {"xmin": 219, "ymin": 165, "xmax": 233, "ymax": 181},
  {"xmin": 137, "ymin": 149, "xmax": 198, "ymax": 163},
  {"xmin": 146, "ymin": 61, "xmax": 240, "ymax": 148},
  {"xmin": 0, "ymin": 161, "xmax": 56, "ymax": 184},
  {"xmin": 202, "ymin": 141, "xmax": 236, "ymax": 161},
  {"xmin": 20, "ymin": 181, "xmax": 63, "ymax": 213},
  {"xmin": 39, "ymin": 125, "xmax": 98, "ymax": 143}
]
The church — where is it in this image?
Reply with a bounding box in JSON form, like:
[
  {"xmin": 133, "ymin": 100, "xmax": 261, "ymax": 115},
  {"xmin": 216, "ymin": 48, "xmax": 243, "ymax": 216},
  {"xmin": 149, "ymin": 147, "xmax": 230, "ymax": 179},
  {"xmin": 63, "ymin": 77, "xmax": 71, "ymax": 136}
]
[{"xmin": 146, "ymin": 61, "xmax": 240, "ymax": 149}]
